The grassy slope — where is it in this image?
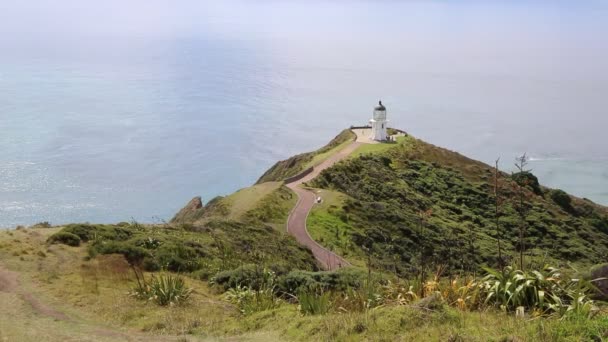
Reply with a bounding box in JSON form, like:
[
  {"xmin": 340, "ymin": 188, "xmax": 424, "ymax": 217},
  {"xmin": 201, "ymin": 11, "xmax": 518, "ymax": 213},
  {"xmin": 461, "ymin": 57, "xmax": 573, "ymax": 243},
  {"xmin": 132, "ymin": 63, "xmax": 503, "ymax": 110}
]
[
  {"xmin": 50, "ymin": 220, "xmax": 317, "ymax": 278},
  {"xmin": 172, "ymin": 182, "xmax": 297, "ymax": 230},
  {"xmin": 2, "ymin": 228, "xmax": 606, "ymax": 342},
  {"xmin": 306, "ymin": 189, "xmax": 366, "ymax": 268},
  {"xmin": 0, "ymin": 228, "xmax": 279, "ymax": 341},
  {"xmin": 222, "ymin": 182, "xmax": 283, "ymax": 221},
  {"xmin": 349, "ymin": 136, "xmax": 408, "ymax": 159},
  {"xmin": 309, "ymin": 134, "xmax": 608, "ymax": 274},
  {"xmin": 4, "ymin": 129, "xmax": 608, "ymax": 341},
  {"xmin": 256, "ymin": 129, "xmax": 356, "ymax": 184}
]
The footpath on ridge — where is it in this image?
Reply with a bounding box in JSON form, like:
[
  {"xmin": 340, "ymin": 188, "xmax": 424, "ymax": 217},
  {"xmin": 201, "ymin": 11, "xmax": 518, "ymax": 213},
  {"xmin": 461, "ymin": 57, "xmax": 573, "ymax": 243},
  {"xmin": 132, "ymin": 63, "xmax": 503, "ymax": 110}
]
[{"xmin": 285, "ymin": 140, "xmax": 362, "ymax": 270}]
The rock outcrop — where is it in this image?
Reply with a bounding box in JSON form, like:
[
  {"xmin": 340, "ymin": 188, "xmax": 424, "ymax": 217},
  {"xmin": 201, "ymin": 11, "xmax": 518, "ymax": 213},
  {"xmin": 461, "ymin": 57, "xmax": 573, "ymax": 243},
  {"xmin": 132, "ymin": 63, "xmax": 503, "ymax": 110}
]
[{"xmin": 170, "ymin": 196, "xmax": 203, "ymax": 224}]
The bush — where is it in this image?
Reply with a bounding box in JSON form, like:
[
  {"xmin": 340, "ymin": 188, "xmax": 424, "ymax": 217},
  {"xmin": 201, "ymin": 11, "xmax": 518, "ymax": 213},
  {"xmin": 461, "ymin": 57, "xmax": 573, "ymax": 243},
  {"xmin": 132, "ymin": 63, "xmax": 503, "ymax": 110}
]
[
  {"xmin": 512, "ymin": 171, "xmax": 542, "ymax": 196},
  {"xmin": 278, "ymin": 268, "xmax": 366, "ymax": 294},
  {"xmin": 155, "ymin": 244, "xmax": 203, "ymax": 272},
  {"xmin": 47, "ymin": 217, "xmax": 317, "ymax": 279},
  {"xmin": 297, "ymin": 288, "xmax": 331, "ymax": 315},
  {"xmin": 47, "ymin": 232, "xmax": 81, "ymax": 247},
  {"xmin": 220, "ymin": 266, "xmax": 281, "ymax": 315},
  {"xmin": 224, "ymin": 284, "xmax": 280, "ymax": 315},
  {"xmin": 480, "ymin": 266, "xmax": 597, "ymax": 317},
  {"xmin": 550, "ymin": 189, "xmax": 574, "ymax": 213},
  {"xmin": 132, "ymin": 273, "xmax": 192, "ymax": 306},
  {"xmin": 191, "ymin": 268, "xmax": 216, "ymax": 281},
  {"xmin": 332, "ymin": 281, "xmax": 384, "ymax": 312},
  {"xmin": 213, "ymin": 264, "xmax": 277, "ymax": 291},
  {"xmin": 61, "ymin": 223, "xmax": 100, "ymax": 242},
  {"xmin": 94, "ymin": 241, "xmax": 150, "ymax": 265},
  {"xmin": 61, "ymin": 223, "xmax": 133, "ymax": 242}
]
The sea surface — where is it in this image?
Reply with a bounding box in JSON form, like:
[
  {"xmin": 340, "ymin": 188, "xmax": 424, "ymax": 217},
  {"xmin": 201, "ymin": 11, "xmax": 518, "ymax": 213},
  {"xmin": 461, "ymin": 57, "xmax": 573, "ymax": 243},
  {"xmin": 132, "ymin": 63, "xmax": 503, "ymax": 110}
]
[{"xmin": 1, "ymin": 1, "xmax": 607, "ymax": 227}]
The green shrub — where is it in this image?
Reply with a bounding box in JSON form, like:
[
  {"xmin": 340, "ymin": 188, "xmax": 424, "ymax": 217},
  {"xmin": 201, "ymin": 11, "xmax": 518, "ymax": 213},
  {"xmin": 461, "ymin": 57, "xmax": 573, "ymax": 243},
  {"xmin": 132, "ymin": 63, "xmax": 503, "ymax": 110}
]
[
  {"xmin": 132, "ymin": 273, "xmax": 192, "ymax": 306},
  {"xmin": 213, "ymin": 265, "xmax": 277, "ymax": 291},
  {"xmin": 310, "ymin": 148, "xmax": 608, "ymax": 275},
  {"xmin": 223, "ymin": 284, "xmax": 280, "ymax": 315},
  {"xmin": 31, "ymin": 221, "xmax": 52, "ymax": 228},
  {"xmin": 332, "ymin": 279, "xmax": 385, "ymax": 312},
  {"xmin": 134, "ymin": 237, "xmax": 162, "ymax": 249},
  {"xmin": 61, "ymin": 223, "xmax": 101, "ymax": 241},
  {"xmin": 278, "ymin": 268, "xmax": 366, "ymax": 294},
  {"xmin": 95, "ymin": 241, "xmax": 150, "ymax": 265},
  {"xmin": 47, "ymin": 232, "xmax": 81, "ymax": 246},
  {"xmin": 480, "ymin": 266, "xmax": 597, "ymax": 317},
  {"xmin": 512, "ymin": 171, "xmax": 542, "ymax": 196},
  {"xmin": 550, "ymin": 189, "xmax": 574, "ymax": 213},
  {"xmin": 62, "ymin": 223, "xmax": 132, "ymax": 242},
  {"xmin": 142, "ymin": 257, "xmax": 161, "ymax": 271},
  {"xmin": 590, "ymin": 217, "xmax": 608, "ymax": 234},
  {"xmin": 220, "ymin": 266, "xmax": 281, "ymax": 315},
  {"xmin": 297, "ymin": 288, "xmax": 331, "ymax": 315},
  {"xmin": 191, "ymin": 268, "xmax": 216, "ymax": 281},
  {"xmin": 49, "ymin": 218, "xmax": 317, "ymax": 277},
  {"xmin": 155, "ymin": 244, "xmax": 203, "ymax": 272}
]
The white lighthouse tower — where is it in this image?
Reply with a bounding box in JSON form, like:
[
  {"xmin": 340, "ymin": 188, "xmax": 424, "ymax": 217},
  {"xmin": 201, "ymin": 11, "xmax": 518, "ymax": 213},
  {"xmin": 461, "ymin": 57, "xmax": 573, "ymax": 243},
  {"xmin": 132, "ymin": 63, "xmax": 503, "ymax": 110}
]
[{"xmin": 369, "ymin": 100, "xmax": 388, "ymax": 141}]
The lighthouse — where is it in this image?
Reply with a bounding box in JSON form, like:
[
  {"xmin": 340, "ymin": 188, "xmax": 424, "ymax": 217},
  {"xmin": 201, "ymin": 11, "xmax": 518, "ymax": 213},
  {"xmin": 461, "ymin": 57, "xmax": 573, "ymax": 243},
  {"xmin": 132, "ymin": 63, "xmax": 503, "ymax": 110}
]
[{"xmin": 369, "ymin": 100, "xmax": 388, "ymax": 141}]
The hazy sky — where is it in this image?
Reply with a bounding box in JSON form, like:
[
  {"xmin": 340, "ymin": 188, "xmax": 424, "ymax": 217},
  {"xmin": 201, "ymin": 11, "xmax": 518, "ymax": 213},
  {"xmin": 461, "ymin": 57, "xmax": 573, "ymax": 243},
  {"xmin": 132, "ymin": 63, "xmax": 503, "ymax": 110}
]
[{"xmin": 2, "ymin": 1, "xmax": 607, "ymax": 76}]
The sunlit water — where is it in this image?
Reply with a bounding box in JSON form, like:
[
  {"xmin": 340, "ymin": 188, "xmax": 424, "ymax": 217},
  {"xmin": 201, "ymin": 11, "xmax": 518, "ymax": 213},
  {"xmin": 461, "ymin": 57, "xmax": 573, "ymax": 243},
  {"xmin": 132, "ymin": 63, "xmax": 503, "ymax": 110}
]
[{"xmin": 1, "ymin": 1, "xmax": 607, "ymax": 227}]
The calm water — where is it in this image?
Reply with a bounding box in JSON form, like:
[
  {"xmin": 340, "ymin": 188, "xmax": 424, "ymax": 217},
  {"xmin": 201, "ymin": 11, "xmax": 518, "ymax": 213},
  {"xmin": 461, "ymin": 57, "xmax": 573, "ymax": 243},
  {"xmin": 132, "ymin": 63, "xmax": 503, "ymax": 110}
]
[{"xmin": 1, "ymin": 1, "xmax": 607, "ymax": 227}]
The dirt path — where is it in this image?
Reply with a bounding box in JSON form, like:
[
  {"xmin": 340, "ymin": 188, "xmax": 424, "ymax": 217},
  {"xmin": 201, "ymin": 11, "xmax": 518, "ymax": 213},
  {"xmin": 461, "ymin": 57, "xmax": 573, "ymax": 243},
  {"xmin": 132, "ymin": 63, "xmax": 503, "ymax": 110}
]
[
  {"xmin": 0, "ymin": 264, "xmax": 69, "ymax": 321},
  {"xmin": 0, "ymin": 263, "xmax": 171, "ymax": 341},
  {"xmin": 286, "ymin": 141, "xmax": 362, "ymax": 270}
]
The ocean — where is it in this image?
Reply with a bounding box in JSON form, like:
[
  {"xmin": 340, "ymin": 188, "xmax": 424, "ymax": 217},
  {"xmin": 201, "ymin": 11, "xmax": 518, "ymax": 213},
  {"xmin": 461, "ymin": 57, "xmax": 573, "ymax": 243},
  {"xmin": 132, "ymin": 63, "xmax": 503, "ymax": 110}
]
[{"xmin": 1, "ymin": 0, "xmax": 607, "ymax": 227}]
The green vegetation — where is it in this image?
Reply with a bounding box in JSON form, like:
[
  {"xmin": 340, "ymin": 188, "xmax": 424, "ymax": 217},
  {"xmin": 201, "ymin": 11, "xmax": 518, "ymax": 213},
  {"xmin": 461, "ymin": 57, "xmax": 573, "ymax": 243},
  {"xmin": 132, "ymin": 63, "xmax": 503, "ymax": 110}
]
[
  {"xmin": 256, "ymin": 129, "xmax": 355, "ymax": 183},
  {"xmin": 307, "ymin": 190, "xmax": 365, "ymax": 265},
  {"xmin": 550, "ymin": 188, "xmax": 575, "ymax": 213},
  {"xmin": 480, "ymin": 266, "xmax": 597, "ymax": 317},
  {"xmin": 224, "ymin": 284, "xmax": 280, "ymax": 315},
  {"xmin": 223, "ymin": 182, "xmax": 284, "ymax": 221},
  {"xmin": 278, "ymin": 268, "xmax": 367, "ymax": 294},
  {"xmin": 3, "ymin": 217, "xmax": 608, "ymax": 341},
  {"xmin": 297, "ymin": 289, "xmax": 331, "ymax": 315},
  {"xmin": 48, "ymin": 222, "xmax": 318, "ymax": 276},
  {"xmin": 349, "ymin": 135, "xmax": 409, "ymax": 158},
  {"xmin": 311, "ymin": 136, "xmax": 608, "ymax": 276},
  {"xmin": 131, "ymin": 272, "xmax": 193, "ymax": 306},
  {"xmin": 31, "ymin": 221, "xmax": 52, "ymax": 228},
  {"xmin": 47, "ymin": 231, "xmax": 81, "ymax": 246},
  {"xmin": 171, "ymin": 183, "xmax": 297, "ymax": 231},
  {"xmin": 242, "ymin": 184, "xmax": 298, "ymax": 228},
  {"xmin": 4, "ymin": 129, "xmax": 608, "ymax": 341}
]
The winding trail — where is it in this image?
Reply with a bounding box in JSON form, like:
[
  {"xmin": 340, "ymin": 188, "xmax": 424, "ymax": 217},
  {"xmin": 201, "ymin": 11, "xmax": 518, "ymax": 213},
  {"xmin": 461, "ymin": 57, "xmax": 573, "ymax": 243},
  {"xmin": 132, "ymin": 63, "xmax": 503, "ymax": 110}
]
[{"xmin": 286, "ymin": 141, "xmax": 362, "ymax": 270}]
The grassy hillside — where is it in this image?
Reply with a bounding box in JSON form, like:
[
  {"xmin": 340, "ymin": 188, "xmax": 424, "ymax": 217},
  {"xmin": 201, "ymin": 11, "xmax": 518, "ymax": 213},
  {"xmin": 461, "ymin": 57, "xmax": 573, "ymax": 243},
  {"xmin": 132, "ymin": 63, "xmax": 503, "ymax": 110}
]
[
  {"xmin": 3, "ymin": 128, "xmax": 608, "ymax": 341},
  {"xmin": 47, "ymin": 221, "xmax": 318, "ymax": 277},
  {"xmin": 2, "ymin": 228, "xmax": 607, "ymax": 341},
  {"xmin": 310, "ymin": 134, "xmax": 608, "ymax": 275},
  {"xmin": 171, "ymin": 182, "xmax": 297, "ymax": 231},
  {"xmin": 256, "ymin": 129, "xmax": 355, "ymax": 183}
]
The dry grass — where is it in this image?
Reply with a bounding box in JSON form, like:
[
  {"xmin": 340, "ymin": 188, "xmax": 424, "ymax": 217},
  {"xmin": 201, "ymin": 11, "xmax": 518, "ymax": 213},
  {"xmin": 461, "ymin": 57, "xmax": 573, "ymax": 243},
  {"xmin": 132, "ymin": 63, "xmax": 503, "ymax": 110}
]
[
  {"xmin": 2, "ymin": 227, "xmax": 606, "ymax": 342},
  {"xmin": 0, "ymin": 228, "xmax": 232, "ymax": 341}
]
